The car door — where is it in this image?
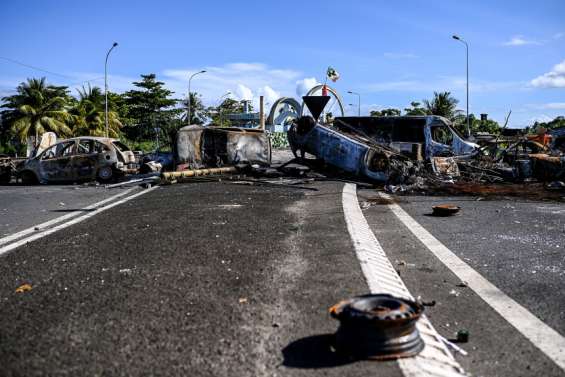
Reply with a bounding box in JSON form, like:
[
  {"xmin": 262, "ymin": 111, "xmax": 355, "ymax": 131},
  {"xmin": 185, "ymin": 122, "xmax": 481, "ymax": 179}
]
[
  {"xmin": 38, "ymin": 141, "xmax": 76, "ymax": 182},
  {"xmin": 73, "ymin": 139, "xmax": 99, "ymax": 181}
]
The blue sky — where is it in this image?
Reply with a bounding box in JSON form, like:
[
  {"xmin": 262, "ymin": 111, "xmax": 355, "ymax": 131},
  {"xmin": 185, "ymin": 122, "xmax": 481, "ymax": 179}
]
[{"xmin": 1, "ymin": 0, "xmax": 564, "ymax": 127}]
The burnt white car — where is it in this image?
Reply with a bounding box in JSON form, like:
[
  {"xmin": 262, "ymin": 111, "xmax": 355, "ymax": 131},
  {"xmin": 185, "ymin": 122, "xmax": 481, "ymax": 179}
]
[{"xmin": 18, "ymin": 137, "xmax": 138, "ymax": 184}]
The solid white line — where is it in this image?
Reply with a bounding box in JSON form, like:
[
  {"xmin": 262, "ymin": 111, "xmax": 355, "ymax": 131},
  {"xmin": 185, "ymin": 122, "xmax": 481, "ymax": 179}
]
[
  {"xmin": 381, "ymin": 192, "xmax": 565, "ymax": 372},
  {"xmin": 0, "ymin": 186, "xmax": 158, "ymax": 257},
  {"xmin": 342, "ymin": 184, "xmax": 467, "ymax": 377},
  {"xmin": 0, "ymin": 188, "xmax": 136, "ymax": 247}
]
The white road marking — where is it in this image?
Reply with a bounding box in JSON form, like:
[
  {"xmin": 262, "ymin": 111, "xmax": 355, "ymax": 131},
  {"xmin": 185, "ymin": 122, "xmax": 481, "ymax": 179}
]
[
  {"xmin": 380, "ymin": 192, "xmax": 565, "ymax": 372},
  {"xmin": 342, "ymin": 184, "xmax": 467, "ymax": 377},
  {"xmin": 0, "ymin": 186, "xmax": 158, "ymax": 257},
  {"xmin": 0, "ymin": 188, "xmax": 136, "ymax": 247}
]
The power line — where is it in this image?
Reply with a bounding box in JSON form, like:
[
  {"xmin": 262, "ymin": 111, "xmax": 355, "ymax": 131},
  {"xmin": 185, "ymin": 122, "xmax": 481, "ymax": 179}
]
[{"xmin": 0, "ymin": 56, "xmax": 104, "ymax": 87}]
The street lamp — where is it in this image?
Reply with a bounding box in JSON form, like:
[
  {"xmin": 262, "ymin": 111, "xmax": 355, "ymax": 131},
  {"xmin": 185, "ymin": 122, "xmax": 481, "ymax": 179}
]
[
  {"xmin": 217, "ymin": 91, "xmax": 231, "ymax": 127},
  {"xmin": 452, "ymin": 34, "xmax": 470, "ymax": 138},
  {"xmin": 104, "ymin": 42, "xmax": 118, "ymax": 138},
  {"xmin": 347, "ymin": 90, "xmax": 361, "ymax": 116},
  {"xmin": 187, "ymin": 70, "xmax": 206, "ymax": 125}
]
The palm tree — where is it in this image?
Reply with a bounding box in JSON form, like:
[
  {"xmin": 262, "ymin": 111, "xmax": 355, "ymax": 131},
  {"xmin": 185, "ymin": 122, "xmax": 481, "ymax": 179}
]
[
  {"xmin": 423, "ymin": 91, "xmax": 460, "ymax": 120},
  {"xmin": 69, "ymin": 85, "xmax": 122, "ymax": 138},
  {"xmin": 1, "ymin": 78, "xmax": 72, "ymax": 145}
]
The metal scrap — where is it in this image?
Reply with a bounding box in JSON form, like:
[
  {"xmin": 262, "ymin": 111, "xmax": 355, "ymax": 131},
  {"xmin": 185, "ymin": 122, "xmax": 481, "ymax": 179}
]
[{"xmin": 329, "ymin": 294, "xmax": 425, "ymax": 360}]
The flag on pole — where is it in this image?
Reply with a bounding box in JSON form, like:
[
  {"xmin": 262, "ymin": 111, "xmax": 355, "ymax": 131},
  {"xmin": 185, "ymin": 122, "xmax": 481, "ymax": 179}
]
[{"xmin": 326, "ymin": 67, "xmax": 340, "ymax": 82}]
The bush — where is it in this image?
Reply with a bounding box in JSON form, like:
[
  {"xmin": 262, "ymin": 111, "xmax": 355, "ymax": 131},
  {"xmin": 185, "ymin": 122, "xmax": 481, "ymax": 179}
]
[{"xmin": 269, "ymin": 132, "xmax": 289, "ymax": 149}]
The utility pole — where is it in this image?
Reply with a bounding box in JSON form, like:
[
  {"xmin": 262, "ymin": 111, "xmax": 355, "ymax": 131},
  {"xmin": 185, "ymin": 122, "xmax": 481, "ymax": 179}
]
[
  {"xmin": 347, "ymin": 91, "xmax": 361, "ymax": 116},
  {"xmin": 104, "ymin": 42, "xmax": 118, "ymax": 138},
  {"xmin": 452, "ymin": 35, "xmax": 470, "ymax": 138}
]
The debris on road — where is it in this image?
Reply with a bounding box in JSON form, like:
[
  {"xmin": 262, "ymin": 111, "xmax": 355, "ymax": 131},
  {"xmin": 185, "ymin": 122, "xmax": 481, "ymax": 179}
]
[
  {"xmin": 15, "ymin": 283, "xmax": 33, "ymax": 293},
  {"xmin": 329, "ymin": 294, "xmax": 425, "ymax": 360},
  {"xmin": 432, "ymin": 204, "xmax": 461, "ymax": 216},
  {"xmin": 456, "ymin": 329, "xmax": 470, "ymax": 343}
]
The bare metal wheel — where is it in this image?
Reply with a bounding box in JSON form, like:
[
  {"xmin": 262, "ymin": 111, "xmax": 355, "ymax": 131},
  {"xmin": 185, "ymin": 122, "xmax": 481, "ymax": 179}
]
[
  {"xmin": 301, "ymin": 84, "xmax": 345, "ymax": 123},
  {"xmin": 97, "ymin": 166, "xmax": 113, "ymax": 182}
]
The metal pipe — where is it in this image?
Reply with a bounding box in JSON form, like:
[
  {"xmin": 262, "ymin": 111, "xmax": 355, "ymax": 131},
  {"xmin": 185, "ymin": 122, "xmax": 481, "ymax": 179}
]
[
  {"xmin": 187, "ymin": 70, "xmax": 206, "ymax": 126},
  {"xmin": 104, "ymin": 42, "xmax": 118, "ymax": 138},
  {"xmin": 162, "ymin": 166, "xmax": 237, "ymax": 180}
]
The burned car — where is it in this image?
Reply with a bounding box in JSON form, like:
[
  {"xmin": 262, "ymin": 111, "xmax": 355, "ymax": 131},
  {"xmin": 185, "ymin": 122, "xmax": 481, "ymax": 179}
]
[
  {"xmin": 17, "ymin": 137, "xmax": 138, "ymax": 184},
  {"xmin": 175, "ymin": 125, "xmax": 271, "ymax": 170}
]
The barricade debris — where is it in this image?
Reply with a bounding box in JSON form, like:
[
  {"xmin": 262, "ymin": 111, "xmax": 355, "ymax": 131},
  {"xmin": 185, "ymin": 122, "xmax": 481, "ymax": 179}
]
[{"xmin": 285, "ymin": 95, "xmax": 565, "ymax": 199}]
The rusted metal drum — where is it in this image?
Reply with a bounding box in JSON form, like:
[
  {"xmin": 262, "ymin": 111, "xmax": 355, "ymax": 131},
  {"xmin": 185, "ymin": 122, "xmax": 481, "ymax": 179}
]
[{"xmin": 330, "ymin": 294, "xmax": 425, "ymax": 360}]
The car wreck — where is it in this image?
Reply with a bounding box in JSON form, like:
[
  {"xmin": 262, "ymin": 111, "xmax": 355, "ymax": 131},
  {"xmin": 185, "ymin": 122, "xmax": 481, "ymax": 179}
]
[
  {"xmin": 175, "ymin": 125, "xmax": 271, "ymax": 170},
  {"xmin": 17, "ymin": 136, "xmax": 138, "ymax": 184}
]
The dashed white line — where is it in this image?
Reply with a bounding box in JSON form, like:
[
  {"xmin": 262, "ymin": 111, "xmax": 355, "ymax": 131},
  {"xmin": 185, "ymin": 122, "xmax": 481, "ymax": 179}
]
[
  {"xmin": 0, "ymin": 188, "xmax": 136, "ymax": 247},
  {"xmin": 0, "ymin": 186, "xmax": 158, "ymax": 257},
  {"xmin": 380, "ymin": 192, "xmax": 565, "ymax": 372},
  {"xmin": 342, "ymin": 183, "xmax": 467, "ymax": 377}
]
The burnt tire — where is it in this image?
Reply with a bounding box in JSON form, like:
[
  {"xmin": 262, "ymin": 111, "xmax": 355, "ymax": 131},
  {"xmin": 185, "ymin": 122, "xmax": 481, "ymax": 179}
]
[
  {"xmin": 0, "ymin": 172, "xmax": 10, "ymax": 185},
  {"xmin": 20, "ymin": 171, "xmax": 38, "ymax": 185},
  {"xmin": 97, "ymin": 166, "xmax": 114, "ymax": 183}
]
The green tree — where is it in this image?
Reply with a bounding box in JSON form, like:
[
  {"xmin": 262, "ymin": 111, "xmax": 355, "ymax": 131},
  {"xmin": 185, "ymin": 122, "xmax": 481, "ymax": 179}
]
[
  {"xmin": 122, "ymin": 74, "xmax": 181, "ymax": 141},
  {"xmin": 209, "ymin": 98, "xmax": 251, "ymax": 127},
  {"xmin": 529, "ymin": 116, "xmax": 565, "ymax": 133},
  {"xmin": 468, "ymin": 114, "xmax": 501, "ymax": 134},
  {"xmin": 423, "ymin": 91, "xmax": 460, "ymax": 119},
  {"xmin": 370, "ymin": 108, "xmax": 401, "ymax": 117},
  {"xmin": 181, "ymin": 92, "xmax": 207, "ymax": 125},
  {"xmin": 69, "ymin": 85, "xmax": 122, "ymax": 137},
  {"xmin": 1, "ymin": 78, "xmax": 72, "ymax": 145},
  {"xmin": 404, "ymin": 101, "xmax": 427, "ymax": 115}
]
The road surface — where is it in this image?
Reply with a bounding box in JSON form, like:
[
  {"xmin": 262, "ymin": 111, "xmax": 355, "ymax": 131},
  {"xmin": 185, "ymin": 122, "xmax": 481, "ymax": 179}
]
[{"xmin": 0, "ymin": 180, "xmax": 564, "ymax": 376}]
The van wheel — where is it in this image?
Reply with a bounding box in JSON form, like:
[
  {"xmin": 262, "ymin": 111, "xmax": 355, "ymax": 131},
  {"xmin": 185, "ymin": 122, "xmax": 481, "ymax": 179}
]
[
  {"xmin": 97, "ymin": 167, "xmax": 113, "ymax": 182},
  {"xmin": 21, "ymin": 171, "xmax": 38, "ymax": 185}
]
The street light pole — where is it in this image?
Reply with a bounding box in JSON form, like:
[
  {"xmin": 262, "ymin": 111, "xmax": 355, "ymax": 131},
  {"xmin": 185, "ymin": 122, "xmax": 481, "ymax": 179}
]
[
  {"xmin": 187, "ymin": 70, "xmax": 206, "ymax": 126},
  {"xmin": 104, "ymin": 42, "xmax": 118, "ymax": 138},
  {"xmin": 347, "ymin": 91, "xmax": 361, "ymax": 116},
  {"xmin": 452, "ymin": 35, "xmax": 470, "ymax": 138}
]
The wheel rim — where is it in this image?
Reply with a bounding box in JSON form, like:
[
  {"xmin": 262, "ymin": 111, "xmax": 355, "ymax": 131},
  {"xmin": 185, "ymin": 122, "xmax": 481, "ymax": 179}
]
[{"xmin": 98, "ymin": 167, "xmax": 112, "ymax": 180}]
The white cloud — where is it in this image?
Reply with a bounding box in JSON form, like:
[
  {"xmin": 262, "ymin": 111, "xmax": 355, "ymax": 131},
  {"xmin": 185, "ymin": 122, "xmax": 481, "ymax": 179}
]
[
  {"xmin": 365, "ymin": 76, "xmax": 523, "ymax": 93},
  {"xmin": 528, "ymin": 114, "xmax": 554, "ymax": 124},
  {"xmin": 503, "ymin": 35, "xmax": 542, "ymax": 46},
  {"xmin": 531, "ymin": 60, "xmax": 565, "ymax": 88},
  {"xmin": 532, "ymin": 102, "xmax": 565, "ymax": 110},
  {"xmin": 295, "ymin": 77, "xmax": 319, "ymax": 97},
  {"xmin": 259, "ymin": 85, "xmax": 280, "ymax": 104},
  {"xmin": 553, "ymin": 32, "xmax": 564, "ymax": 40},
  {"xmin": 161, "ymin": 62, "xmax": 302, "ymax": 105},
  {"xmin": 235, "ymin": 83, "xmax": 253, "ymax": 101},
  {"xmin": 383, "ymin": 52, "xmax": 418, "ymax": 59}
]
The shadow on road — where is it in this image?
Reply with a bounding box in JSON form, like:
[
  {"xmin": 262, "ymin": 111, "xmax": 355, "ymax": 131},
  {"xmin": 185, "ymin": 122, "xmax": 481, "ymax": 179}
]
[{"xmin": 282, "ymin": 334, "xmax": 355, "ymax": 369}]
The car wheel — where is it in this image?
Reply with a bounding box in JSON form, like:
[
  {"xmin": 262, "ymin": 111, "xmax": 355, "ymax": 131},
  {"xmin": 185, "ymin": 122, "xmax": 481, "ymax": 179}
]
[
  {"xmin": 20, "ymin": 171, "xmax": 38, "ymax": 185},
  {"xmin": 97, "ymin": 166, "xmax": 113, "ymax": 182}
]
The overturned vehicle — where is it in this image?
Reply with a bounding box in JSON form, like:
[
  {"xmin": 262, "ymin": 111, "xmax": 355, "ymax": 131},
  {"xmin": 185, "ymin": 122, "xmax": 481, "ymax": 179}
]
[
  {"xmin": 287, "ymin": 95, "xmax": 478, "ymax": 183},
  {"xmin": 17, "ymin": 137, "xmax": 138, "ymax": 184},
  {"xmin": 175, "ymin": 125, "xmax": 271, "ymax": 170}
]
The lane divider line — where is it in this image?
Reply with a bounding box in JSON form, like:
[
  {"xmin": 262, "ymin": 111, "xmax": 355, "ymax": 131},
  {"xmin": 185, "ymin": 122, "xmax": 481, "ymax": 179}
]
[
  {"xmin": 0, "ymin": 188, "xmax": 136, "ymax": 247},
  {"xmin": 380, "ymin": 192, "xmax": 565, "ymax": 373},
  {"xmin": 0, "ymin": 186, "xmax": 157, "ymax": 257},
  {"xmin": 342, "ymin": 184, "xmax": 467, "ymax": 377}
]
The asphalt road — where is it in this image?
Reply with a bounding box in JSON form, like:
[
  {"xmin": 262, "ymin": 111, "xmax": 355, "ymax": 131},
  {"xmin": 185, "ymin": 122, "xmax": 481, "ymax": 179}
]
[
  {"xmin": 0, "ymin": 184, "xmax": 129, "ymax": 237},
  {"xmin": 0, "ymin": 180, "xmax": 564, "ymax": 376}
]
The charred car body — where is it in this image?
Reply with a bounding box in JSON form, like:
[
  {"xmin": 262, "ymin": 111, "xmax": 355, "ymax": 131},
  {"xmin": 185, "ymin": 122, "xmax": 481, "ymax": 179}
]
[
  {"xmin": 175, "ymin": 125, "xmax": 271, "ymax": 170},
  {"xmin": 288, "ymin": 95, "xmax": 478, "ymax": 183},
  {"xmin": 17, "ymin": 137, "xmax": 137, "ymax": 184}
]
